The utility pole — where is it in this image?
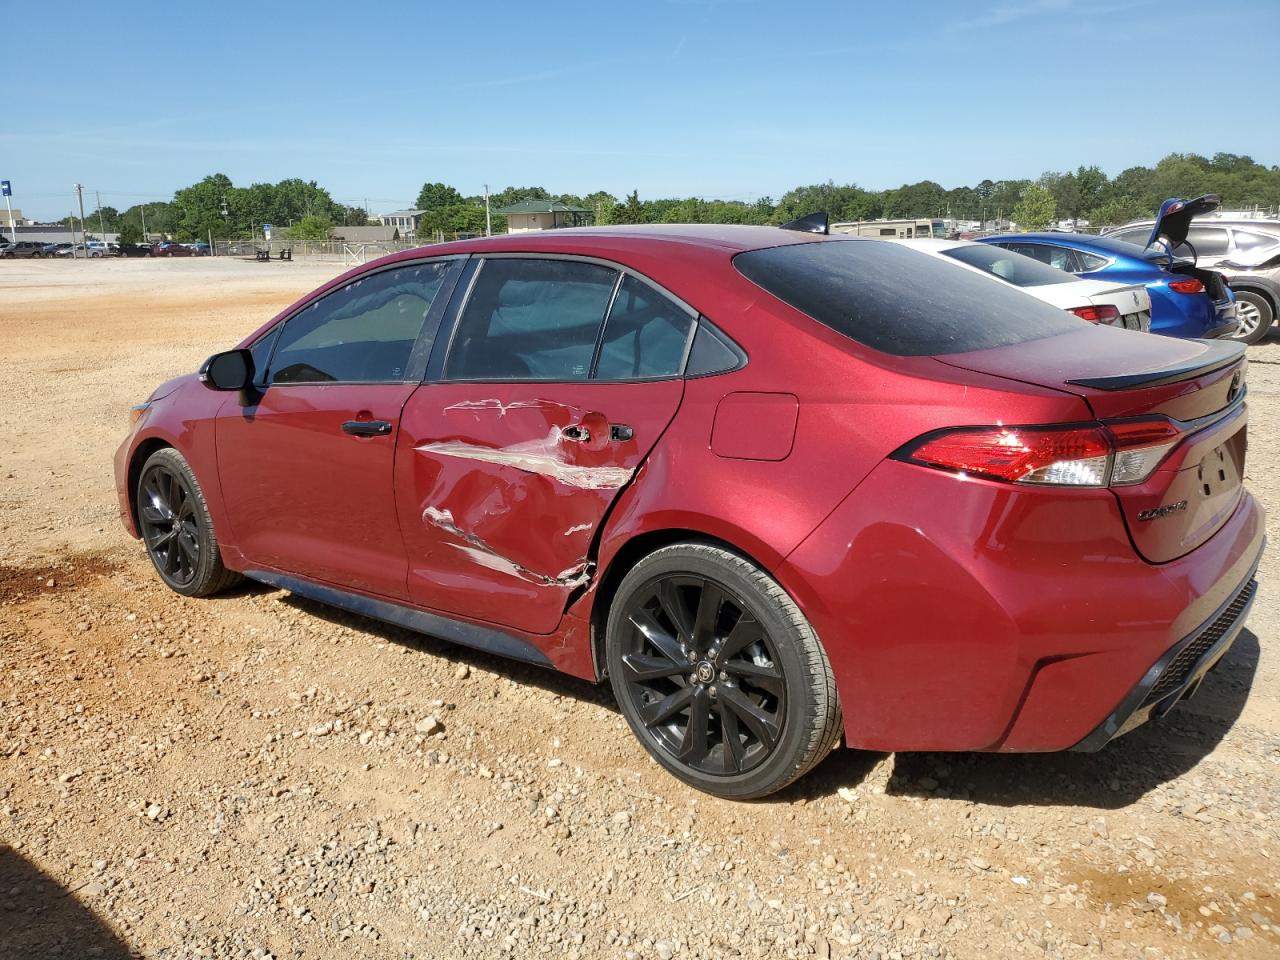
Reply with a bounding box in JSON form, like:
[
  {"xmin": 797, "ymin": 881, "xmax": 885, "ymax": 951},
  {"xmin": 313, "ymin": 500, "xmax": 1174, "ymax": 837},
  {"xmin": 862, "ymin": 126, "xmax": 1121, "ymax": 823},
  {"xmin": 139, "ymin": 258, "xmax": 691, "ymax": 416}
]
[
  {"xmin": 74, "ymin": 183, "xmax": 86, "ymax": 259},
  {"xmin": 140, "ymin": 204, "xmax": 147, "ymax": 242},
  {"xmin": 484, "ymin": 184, "xmax": 491, "ymax": 237},
  {"xmin": 96, "ymin": 191, "xmax": 107, "ymax": 248}
]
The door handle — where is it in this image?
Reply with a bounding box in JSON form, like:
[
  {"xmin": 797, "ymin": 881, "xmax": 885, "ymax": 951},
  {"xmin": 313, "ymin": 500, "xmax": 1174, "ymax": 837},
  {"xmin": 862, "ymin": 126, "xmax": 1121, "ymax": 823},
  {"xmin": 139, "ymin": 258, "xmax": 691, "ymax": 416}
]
[
  {"xmin": 561, "ymin": 424, "xmax": 591, "ymax": 442},
  {"xmin": 342, "ymin": 419, "xmax": 392, "ymax": 437}
]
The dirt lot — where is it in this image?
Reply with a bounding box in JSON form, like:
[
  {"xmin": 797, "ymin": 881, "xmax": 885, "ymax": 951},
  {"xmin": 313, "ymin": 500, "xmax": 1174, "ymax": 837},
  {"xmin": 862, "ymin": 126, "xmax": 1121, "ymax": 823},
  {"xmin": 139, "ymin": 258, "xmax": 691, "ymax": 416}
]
[{"xmin": 2, "ymin": 257, "xmax": 1279, "ymax": 959}]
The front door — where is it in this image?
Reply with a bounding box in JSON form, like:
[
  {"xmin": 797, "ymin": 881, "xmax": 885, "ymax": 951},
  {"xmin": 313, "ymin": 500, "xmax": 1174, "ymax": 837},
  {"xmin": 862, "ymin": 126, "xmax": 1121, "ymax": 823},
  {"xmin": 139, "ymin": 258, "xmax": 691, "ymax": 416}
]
[
  {"xmin": 396, "ymin": 258, "xmax": 697, "ymax": 634},
  {"xmin": 216, "ymin": 258, "xmax": 459, "ymax": 598}
]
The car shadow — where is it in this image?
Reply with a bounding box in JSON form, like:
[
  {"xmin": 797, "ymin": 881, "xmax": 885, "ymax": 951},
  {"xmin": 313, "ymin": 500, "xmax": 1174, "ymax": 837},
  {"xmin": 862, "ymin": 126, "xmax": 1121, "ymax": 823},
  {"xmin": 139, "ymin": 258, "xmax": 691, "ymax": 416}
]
[
  {"xmin": 276, "ymin": 593, "xmax": 617, "ymax": 710},
  {"xmin": 0, "ymin": 846, "xmax": 135, "ymax": 959},
  {"xmin": 798, "ymin": 628, "xmax": 1260, "ymax": 810}
]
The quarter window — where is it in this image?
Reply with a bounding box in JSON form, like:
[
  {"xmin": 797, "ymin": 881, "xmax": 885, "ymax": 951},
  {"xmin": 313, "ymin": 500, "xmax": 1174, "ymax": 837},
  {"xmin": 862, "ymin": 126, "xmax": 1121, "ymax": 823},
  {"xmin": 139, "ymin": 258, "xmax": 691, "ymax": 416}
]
[
  {"xmin": 445, "ymin": 259, "xmax": 618, "ymax": 381},
  {"xmin": 269, "ymin": 261, "xmax": 450, "ymax": 384},
  {"xmin": 594, "ymin": 276, "xmax": 694, "ymax": 380},
  {"xmin": 1076, "ymin": 251, "xmax": 1110, "ymax": 271},
  {"xmin": 1234, "ymin": 230, "xmax": 1279, "ymax": 252}
]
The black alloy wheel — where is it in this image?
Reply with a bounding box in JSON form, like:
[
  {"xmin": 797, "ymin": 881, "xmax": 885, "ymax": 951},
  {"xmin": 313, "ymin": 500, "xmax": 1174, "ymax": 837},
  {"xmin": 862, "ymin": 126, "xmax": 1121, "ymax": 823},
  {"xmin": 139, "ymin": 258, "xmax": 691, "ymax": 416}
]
[
  {"xmin": 138, "ymin": 462, "xmax": 201, "ymax": 588},
  {"xmin": 607, "ymin": 543, "xmax": 841, "ymax": 799},
  {"xmin": 619, "ymin": 574, "xmax": 786, "ymax": 775}
]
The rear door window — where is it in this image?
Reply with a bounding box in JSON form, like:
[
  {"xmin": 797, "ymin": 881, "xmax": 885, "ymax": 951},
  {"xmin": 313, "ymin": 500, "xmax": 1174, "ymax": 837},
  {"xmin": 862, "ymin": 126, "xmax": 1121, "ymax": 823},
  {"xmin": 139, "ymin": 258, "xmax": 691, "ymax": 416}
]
[
  {"xmin": 734, "ymin": 239, "xmax": 1082, "ymax": 357},
  {"xmin": 594, "ymin": 275, "xmax": 695, "ymax": 380},
  {"xmin": 1180, "ymin": 227, "xmax": 1231, "ymax": 257},
  {"xmin": 445, "ymin": 258, "xmax": 618, "ymax": 381},
  {"xmin": 269, "ymin": 261, "xmax": 450, "ymax": 384}
]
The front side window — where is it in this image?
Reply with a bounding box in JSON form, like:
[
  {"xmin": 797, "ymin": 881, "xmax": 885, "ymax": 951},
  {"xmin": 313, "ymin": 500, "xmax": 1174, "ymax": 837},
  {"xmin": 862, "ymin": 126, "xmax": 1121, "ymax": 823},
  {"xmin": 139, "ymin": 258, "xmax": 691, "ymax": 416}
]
[
  {"xmin": 269, "ymin": 260, "xmax": 450, "ymax": 384},
  {"xmin": 594, "ymin": 276, "xmax": 694, "ymax": 380},
  {"xmin": 446, "ymin": 258, "xmax": 618, "ymax": 381}
]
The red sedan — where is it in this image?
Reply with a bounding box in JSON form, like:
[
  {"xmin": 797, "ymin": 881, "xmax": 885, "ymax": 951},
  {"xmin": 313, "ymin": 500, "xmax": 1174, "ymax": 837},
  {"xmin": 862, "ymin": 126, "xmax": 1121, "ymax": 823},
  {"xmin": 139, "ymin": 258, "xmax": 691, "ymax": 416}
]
[
  {"xmin": 151, "ymin": 241, "xmax": 194, "ymax": 257},
  {"xmin": 114, "ymin": 224, "xmax": 1262, "ymax": 799}
]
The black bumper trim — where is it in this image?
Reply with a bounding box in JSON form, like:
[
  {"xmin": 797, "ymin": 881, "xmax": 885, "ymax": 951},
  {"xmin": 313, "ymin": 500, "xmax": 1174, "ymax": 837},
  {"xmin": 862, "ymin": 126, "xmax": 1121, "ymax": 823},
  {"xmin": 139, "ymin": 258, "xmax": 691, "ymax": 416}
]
[{"xmin": 1072, "ymin": 553, "xmax": 1262, "ymax": 752}]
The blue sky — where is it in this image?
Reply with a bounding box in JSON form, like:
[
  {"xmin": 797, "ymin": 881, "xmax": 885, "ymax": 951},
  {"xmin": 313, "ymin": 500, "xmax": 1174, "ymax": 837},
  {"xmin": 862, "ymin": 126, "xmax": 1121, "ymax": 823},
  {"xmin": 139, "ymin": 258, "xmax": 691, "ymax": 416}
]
[{"xmin": 5, "ymin": 0, "xmax": 1278, "ymax": 220}]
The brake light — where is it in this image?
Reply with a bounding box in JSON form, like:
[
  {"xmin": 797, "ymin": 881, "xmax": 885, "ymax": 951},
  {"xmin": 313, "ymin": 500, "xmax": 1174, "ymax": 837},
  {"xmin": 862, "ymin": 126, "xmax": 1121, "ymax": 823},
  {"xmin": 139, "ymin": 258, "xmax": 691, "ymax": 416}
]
[
  {"xmin": 1068, "ymin": 304, "xmax": 1122, "ymax": 324},
  {"xmin": 1169, "ymin": 278, "xmax": 1205, "ymax": 295},
  {"xmin": 898, "ymin": 417, "xmax": 1183, "ymax": 487}
]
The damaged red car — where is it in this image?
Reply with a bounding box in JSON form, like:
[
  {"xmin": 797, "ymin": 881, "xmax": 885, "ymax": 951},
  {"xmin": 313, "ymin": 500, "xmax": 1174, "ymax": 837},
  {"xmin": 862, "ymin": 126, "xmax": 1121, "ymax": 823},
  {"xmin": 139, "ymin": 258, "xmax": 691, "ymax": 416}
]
[{"xmin": 115, "ymin": 224, "xmax": 1263, "ymax": 799}]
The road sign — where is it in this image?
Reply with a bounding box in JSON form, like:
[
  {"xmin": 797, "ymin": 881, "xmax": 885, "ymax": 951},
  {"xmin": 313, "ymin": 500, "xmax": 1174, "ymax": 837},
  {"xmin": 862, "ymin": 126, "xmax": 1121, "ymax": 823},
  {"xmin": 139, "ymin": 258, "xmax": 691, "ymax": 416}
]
[
  {"xmin": 1, "ymin": 181, "xmax": 10, "ymax": 197},
  {"xmin": 263, "ymin": 223, "xmax": 273, "ymax": 240}
]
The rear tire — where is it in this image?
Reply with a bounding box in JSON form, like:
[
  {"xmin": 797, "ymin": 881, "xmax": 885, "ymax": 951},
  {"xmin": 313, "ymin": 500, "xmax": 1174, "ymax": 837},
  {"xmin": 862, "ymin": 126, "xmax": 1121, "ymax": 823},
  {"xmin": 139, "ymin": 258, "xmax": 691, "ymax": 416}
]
[
  {"xmin": 136, "ymin": 448, "xmax": 241, "ymax": 597},
  {"xmin": 1230, "ymin": 290, "xmax": 1275, "ymax": 345},
  {"xmin": 606, "ymin": 542, "xmax": 842, "ymax": 799}
]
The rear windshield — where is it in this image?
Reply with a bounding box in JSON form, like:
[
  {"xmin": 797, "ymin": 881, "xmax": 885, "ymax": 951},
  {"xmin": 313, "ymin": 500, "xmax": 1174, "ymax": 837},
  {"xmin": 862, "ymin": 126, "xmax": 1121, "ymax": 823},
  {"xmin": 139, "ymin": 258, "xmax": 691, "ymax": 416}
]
[
  {"xmin": 942, "ymin": 244, "xmax": 1075, "ymax": 287},
  {"xmin": 734, "ymin": 239, "xmax": 1083, "ymax": 357}
]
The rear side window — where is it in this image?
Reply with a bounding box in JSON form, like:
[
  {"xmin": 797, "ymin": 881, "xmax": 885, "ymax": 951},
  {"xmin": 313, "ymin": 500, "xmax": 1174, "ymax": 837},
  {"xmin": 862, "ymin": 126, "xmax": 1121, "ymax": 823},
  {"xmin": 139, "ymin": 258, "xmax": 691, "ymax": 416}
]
[
  {"xmin": 446, "ymin": 259, "xmax": 618, "ymax": 381},
  {"xmin": 1233, "ymin": 230, "xmax": 1279, "ymax": 252},
  {"xmin": 1076, "ymin": 251, "xmax": 1110, "ymax": 271},
  {"xmin": 270, "ymin": 261, "xmax": 450, "ymax": 383},
  {"xmin": 594, "ymin": 276, "xmax": 694, "ymax": 380},
  {"xmin": 942, "ymin": 244, "xmax": 1075, "ymax": 286},
  {"xmin": 734, "ymin": 240, "xmax": 1083, "ymax": 357}
]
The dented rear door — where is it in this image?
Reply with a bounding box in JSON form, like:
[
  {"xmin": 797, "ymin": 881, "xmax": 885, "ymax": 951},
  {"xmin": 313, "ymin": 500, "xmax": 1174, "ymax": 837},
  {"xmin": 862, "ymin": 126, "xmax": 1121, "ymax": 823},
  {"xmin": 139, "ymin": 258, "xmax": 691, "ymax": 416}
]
[
  {"xmin": 396, "ymin": 381, "xmax": 683, "ymax": 633},
  {"xmin": 394, "ymin": 256, "xmax": 692, "ymax": 635}
]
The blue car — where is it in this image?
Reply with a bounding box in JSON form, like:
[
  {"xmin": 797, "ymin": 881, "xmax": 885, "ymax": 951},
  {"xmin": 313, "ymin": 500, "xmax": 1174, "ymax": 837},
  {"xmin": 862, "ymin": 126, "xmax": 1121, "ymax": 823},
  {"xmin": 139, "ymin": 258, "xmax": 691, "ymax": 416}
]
[{"xmin": 978, "ymin": 198, "xmax": 1237, "ymax": 340}]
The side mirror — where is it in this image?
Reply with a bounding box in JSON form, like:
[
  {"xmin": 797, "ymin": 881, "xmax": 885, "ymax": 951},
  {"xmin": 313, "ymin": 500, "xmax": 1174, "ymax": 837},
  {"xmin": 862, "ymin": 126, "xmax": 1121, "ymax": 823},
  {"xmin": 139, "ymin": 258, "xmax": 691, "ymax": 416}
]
[{"xmin": 199, "ymin": 348, "xmax": 255, "ymax": 391}]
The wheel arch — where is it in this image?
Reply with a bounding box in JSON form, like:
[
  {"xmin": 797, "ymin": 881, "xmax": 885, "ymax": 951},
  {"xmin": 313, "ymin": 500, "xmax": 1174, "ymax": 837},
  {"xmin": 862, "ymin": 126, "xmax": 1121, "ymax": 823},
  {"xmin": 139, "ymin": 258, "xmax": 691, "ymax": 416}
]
[
  {"xmin": 1232, "ymin": 282, "xmax": 1277, "ymax": 315},
  {"xmin": 126, "ymin": 437, "xmax": 174, "ymax": 529},
  {"xmin": 587, "ymin": 527, "xmax": 778, "ymax": 682}
]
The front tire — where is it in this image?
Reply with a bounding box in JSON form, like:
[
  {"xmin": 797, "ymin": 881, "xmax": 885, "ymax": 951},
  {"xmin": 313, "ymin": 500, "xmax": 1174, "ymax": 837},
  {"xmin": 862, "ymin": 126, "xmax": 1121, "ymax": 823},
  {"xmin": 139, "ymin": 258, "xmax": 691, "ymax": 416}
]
[
  {"xmin": 136, "ymin": 448, "xmax": 241, "ymax": 597},
  {"xmin": 606, "ymin": 543, "xmax": 842, "ymax": 799},
  {"xmin": 1230, "ymin": 290, "xmax": 1275, "ymax": 345}
]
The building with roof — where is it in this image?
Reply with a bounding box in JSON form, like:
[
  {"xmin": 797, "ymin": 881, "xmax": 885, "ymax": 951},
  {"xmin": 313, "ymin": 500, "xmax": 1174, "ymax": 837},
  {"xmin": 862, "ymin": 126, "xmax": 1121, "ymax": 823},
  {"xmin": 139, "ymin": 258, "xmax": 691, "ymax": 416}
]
[
  {"xmin": 331, "ymin": 225, "xmax": 401, "ymax": 243},
  {"xmin": 378, "ymin": 209, "xmax": 426, "ymax": 237},
  {"xmin": 1, "ymin": 208, "xmax": 29, "ymax": 226},
  {"xmin": 492, "ymin": 200, "xmax": 592, "ymax": 233}
]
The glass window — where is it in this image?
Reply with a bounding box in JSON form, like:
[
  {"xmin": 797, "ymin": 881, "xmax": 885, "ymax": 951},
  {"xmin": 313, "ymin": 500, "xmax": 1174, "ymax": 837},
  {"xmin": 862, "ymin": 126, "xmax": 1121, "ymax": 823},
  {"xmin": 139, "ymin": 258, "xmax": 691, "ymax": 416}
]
[
  {"xmin": 942, "ymin": 244, "xmax": 1075, "ymax": 286},
  {"xmin": 734, "ymin": 240, "xmax": 1082, "ymax": 357},
  {"xmin": 1004, "ymin": 242, "xmax": 1077, "ymax": 272},
  {"xmin": 595, "ymin": 276, "xmax": 694, "ymax": 380},
  {"xmin": 445, "ymin": 258, "xmax": 618, "ymax": 381},
  {"xmin": 685, "ymin": 320, "xmax": 745, "ymax": 377},
  {"xmin": 1108, "ymin": 227, "xmax": 1150, "ymax": 246},
  {"xmin": 1234, "ymin": 230, "xmax": 1280, "ymax": 252},
  {"xmin": 269, "ymin": 261, "xmax": 449, "ymax": 384},
  {"xmin": 248, "ymin": 325, "xmax": 281, "ymax": 384},
  {"xmin": 1075, "ymin": 251, "xmax": 1110, "ymax": 271},
  {"xmin": 1178, "ymin": 226, "xmax": 1231, "ymax": 258}
]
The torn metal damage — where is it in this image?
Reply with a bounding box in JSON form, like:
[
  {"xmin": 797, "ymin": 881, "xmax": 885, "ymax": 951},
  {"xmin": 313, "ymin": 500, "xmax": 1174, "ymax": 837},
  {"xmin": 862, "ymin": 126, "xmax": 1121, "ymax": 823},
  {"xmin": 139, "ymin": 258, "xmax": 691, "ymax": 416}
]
[
  {"xmin": 422, "ymin": 505, "xmax": 594, "ymax": 590},
  {"xmin": 416, "ymin": 429, "xmax": 634, "ymax": 490}
]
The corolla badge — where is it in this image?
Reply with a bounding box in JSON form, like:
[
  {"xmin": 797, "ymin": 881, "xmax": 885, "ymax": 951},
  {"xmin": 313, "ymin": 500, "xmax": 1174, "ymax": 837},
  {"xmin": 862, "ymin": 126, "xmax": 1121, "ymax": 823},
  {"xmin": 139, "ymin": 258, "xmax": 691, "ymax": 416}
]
[{"xmin": 1137, "ymin": 500, "xmax": 1189, "ymax": 522}]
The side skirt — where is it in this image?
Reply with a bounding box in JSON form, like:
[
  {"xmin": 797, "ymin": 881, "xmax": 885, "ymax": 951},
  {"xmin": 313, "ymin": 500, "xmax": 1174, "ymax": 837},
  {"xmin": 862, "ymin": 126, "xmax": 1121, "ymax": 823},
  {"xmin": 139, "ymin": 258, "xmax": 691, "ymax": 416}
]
[{"xmin": 243, "ymin": 569, "xmax": 554, "ymax": 669}]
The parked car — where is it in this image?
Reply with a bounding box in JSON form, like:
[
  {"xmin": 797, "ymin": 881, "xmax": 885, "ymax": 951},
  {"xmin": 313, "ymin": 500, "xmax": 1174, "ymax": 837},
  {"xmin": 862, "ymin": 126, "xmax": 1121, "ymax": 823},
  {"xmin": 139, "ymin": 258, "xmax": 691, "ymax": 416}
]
[
  {"xmin": 890, "ymin": 238, "xmax": 1152, "ymax": 330},
  {"xmin": 118, "ymin": 243, "xmax": 153, "ymax": 258},
  {"xmin": 188, "ymin": 241, "xmax": 211, "ymax": 256},
  {"xmin": 0, "ymin": 240, "xmax": 50, "ymax": 258},
  {"xmin": 43, "ymin": 243, "xmax": 70, "ymax": 256},
  {"xmin": 115, "ymin": 224, "xmax": 1261, "ymax": 799},
  {"xmin": 151, "ymin": 241, "xmax": 193, "ymax": 257},
  {"xmin": 1105, "ymin": 218, "xmax": 1280, "ymax": 342},
  {"xmin": 977, "ymin": 229, "xmax": 1236, "ymax": 341},
  {"xmin": 55, "ymin": 243, "xmax": 101, "ymax": 258}
]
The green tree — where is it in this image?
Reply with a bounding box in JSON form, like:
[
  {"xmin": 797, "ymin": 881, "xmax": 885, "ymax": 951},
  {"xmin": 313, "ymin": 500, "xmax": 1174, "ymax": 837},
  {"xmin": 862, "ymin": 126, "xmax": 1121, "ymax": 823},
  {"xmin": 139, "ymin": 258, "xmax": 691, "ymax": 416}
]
[
  {"xmin": 491, "ymin": 185, "xmax": 551, "ymax": 209},
  {"xmin": 613, "ymin": 190, "xmax": 647, "ymax": 224},
  {"xmin": 1088, "ymin": 197, "xmax": 1147, "ymax": 231},
  {"xmin": 287, "ymin": 214, "xmax": 333, "ymax": 242},
  {"xmin": 117, "ymin": 221, "xmax": 142, "ymax": 246},
  {"xmin": 415, "ymin": 182, "xmax": 464, "ymax": 212},
  {"xmin": 1011, "ymin": 184, "xmax": 1057, "ymax": 231}
]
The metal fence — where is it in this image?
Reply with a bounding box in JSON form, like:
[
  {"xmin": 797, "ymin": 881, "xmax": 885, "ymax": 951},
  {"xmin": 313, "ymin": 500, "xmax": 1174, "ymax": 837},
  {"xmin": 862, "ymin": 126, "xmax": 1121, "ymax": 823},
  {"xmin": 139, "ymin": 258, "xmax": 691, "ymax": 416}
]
[{"xmin": 212, "ymin": 238, "xmax": 426, "ymax": 265}]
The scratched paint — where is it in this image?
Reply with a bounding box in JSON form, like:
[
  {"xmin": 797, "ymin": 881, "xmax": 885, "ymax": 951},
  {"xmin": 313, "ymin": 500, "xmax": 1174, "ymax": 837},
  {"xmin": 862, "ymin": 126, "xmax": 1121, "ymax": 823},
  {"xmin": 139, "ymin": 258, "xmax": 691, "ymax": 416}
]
[
  {"xmin": 422, "ymin": 505, "xmax": 593, "ymax": 589},
  {"xmin": 443, "ymin": 398, "xmax": 564, "ymax": 418},
  {"xmin": 563, "ymin": 522, "xmax": 593, "ymax": 536},
  {"xmin": 416, "ymin": 428, "xmax": 633, "ymax": 490}
]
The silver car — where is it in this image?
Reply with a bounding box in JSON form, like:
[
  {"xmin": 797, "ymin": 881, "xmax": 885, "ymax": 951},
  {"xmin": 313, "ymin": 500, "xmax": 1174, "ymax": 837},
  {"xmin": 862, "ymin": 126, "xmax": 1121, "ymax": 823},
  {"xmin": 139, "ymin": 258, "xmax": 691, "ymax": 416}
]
[{"xmin": 1106, "ymin": 218, "xmax": 1280, "ymax": 342}]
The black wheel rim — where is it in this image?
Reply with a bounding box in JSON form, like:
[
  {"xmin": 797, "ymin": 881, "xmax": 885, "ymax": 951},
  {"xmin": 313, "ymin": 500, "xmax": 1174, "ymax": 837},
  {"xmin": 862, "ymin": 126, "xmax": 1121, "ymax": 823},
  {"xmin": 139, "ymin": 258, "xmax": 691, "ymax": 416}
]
[
  {"xmin": 618, "ymin": 575, "xmax": 785, "ymax": 776},
  {"xmin": 138, "ymin": 465, "xmax": 200, "ymax": 587}
]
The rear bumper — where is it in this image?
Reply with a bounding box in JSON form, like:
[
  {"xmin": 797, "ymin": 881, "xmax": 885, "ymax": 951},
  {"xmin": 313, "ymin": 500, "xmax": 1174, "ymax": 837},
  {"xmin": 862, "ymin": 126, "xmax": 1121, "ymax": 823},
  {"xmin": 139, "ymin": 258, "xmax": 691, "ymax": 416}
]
[
  {"xmin": 1205, "ymin": 318, "xmax": 1241, "ymax": 339},
  {"xmin": 1072, "ymin": 563, "xmax": 1259, "ymax": 751}
]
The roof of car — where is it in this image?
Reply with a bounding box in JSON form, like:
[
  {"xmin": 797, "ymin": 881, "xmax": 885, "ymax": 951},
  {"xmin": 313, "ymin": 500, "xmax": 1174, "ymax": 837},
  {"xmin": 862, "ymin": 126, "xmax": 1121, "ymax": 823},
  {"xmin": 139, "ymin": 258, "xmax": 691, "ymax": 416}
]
[{"xmin": 422, "ymin": 223, "xmax": 833, "ymax": 257}]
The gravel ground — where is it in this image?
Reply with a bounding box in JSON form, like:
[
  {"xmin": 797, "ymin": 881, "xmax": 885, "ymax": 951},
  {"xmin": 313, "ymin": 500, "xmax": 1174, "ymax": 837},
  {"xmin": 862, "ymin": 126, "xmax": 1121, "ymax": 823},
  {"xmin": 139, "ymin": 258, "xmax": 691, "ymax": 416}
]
[{"xmin": 2, "ymin": 257, "xmax": 1278, "ymax": 959}]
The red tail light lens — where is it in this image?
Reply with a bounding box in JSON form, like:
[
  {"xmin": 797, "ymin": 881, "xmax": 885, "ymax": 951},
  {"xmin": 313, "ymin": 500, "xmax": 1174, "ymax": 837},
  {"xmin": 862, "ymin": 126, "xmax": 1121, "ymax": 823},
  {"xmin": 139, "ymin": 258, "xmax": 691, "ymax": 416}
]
[
  {"xmin": 899, "ymin": 418, "xmax": 1183, "ymax": 487},
  {"xmin": 1169, "ymin": 278, "xmax": 1205, "ymax": 295},
  {"xmin": 1068, "ymin": 304, "xmax": 1122, "ymax": 324}
]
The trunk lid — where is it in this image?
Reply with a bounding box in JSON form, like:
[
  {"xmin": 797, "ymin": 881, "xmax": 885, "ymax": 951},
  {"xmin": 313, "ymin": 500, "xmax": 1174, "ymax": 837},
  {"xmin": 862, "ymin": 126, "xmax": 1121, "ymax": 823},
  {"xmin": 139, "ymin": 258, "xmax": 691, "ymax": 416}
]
[
  {"xmin": 937, "ymin": 326, "xmax": 1248, "ymax": 563},
  {"xmin": 1146, "ymin": 194, "xmax": 1222, "ymax": 253}
]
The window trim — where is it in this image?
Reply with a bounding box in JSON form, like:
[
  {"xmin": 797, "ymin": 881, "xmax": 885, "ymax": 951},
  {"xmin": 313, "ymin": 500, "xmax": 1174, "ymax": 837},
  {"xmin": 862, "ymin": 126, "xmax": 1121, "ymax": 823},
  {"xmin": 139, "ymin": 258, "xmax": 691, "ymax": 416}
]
[
  {"xmin": 432, "ymin": 252, "xmax": 703, "ymax": 386},
  {"xmin": 252, "ymin": 255, "xmax": 466, "ymax": 388}
]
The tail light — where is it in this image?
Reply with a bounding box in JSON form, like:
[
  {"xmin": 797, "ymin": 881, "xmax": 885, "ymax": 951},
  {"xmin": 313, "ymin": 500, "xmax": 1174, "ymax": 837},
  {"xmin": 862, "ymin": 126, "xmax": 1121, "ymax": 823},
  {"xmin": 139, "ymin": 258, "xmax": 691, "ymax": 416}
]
[
  {"xmin": 897, "ymin": 417, "xmax": 1183, "ymax": 487},
  {"xmin": 1169, "ymin": 278, "xmax": 1205, "ymax": 295},
  {"xmin": 1068, "ymin": 304, "xmax": 1121, "ymax": 324}
]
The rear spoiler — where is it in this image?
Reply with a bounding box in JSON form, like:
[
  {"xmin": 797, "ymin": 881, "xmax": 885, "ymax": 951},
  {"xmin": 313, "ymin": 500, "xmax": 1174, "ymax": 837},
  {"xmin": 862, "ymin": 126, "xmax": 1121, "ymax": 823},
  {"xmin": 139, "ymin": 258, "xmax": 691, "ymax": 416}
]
[{"xmin": 1065, "ymin": 339, "xmax": 1245, "ymax": 391}]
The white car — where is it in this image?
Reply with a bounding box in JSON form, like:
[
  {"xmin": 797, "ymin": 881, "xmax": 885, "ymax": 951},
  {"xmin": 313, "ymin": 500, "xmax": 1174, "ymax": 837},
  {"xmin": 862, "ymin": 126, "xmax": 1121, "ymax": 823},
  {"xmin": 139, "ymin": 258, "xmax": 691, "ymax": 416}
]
[{"xmin": 892, "ymin": 238, "xmax": 1152, "ymax": 331}]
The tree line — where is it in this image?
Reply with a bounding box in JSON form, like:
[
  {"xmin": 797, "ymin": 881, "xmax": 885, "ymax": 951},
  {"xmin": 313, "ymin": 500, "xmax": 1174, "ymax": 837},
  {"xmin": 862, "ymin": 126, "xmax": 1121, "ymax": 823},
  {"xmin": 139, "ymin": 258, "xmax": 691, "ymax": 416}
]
[{"xmin": 71, "ymin": 152, "xmax": 1280, "ymax": 243}]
